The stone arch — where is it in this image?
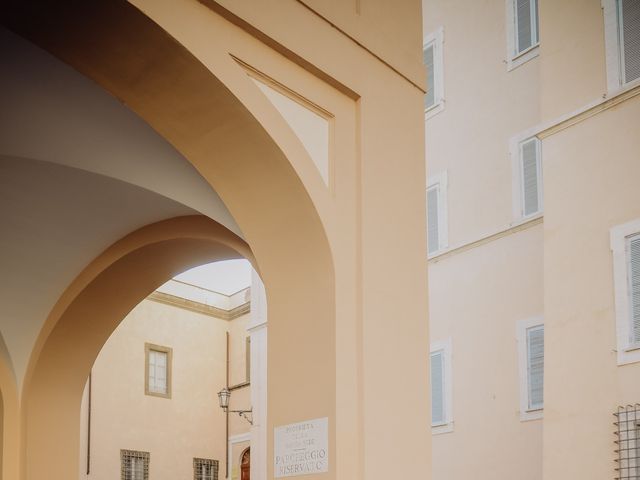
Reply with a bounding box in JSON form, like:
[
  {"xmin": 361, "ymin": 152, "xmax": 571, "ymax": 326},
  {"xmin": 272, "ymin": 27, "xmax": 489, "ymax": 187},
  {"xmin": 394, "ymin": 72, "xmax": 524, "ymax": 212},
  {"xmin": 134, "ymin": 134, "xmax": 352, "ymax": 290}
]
[
  {"xmin": 22, "ymin": 216, "xmax": 255, "ymax": 479},
  {"xmin": 5, "ymin": 1, "xmax": 336, "ymax": 479}
]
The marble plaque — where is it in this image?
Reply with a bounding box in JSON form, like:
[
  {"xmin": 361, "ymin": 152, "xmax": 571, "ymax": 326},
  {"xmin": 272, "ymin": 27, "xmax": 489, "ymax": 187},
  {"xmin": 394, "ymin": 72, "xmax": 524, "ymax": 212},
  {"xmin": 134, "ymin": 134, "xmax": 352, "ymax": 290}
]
[{"xmin": 274, "ymin": 417, "xmax": 329, "ymax": 477}]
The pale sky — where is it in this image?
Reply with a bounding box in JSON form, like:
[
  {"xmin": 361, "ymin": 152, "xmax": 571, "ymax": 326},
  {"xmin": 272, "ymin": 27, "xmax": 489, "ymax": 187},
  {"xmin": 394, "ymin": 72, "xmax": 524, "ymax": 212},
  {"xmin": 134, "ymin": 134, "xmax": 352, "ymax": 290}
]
[{"xmin": 173, "ymin": 259, "xmax": 252, "ymax": 295}]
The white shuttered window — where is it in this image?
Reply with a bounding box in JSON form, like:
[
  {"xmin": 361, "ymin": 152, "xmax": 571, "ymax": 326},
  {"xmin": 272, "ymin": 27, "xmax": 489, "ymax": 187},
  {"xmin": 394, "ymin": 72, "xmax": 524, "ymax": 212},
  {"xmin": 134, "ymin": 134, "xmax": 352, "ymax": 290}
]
[
  {"xmin": 604, "ymin": 0, "xmax": 640, "ymax": 90},
  {"xmin": 427, "ymin": 186, "xmax": 439, "ymax": 255},
  {"xmin": 514, "ymin": 0, "xmax": 539, "ymax": 55},
  {"xmin": 619, "ymin": 0, "xmax": 640, "ymax": 84},
  {"xmin": 517, "ymin": 317, "xmax": 543, "ymax": 420},
  {"xmin": 520, "ymin": 137, "xmax": 542, "ymax": 217},
  {"xmin": 424, "ymin": 44, "xmax": 435, "ymax": 110},
  {"xmin": 430, "ymin": 350, "xmax": 445, "ymax": 425},
  {"xmin": 423, "ymin": 28, "xmax": 444, "ymax": 115},
  {"xmin": 526, "ymin": 325, "xmax": 544, "ymax": 410},
  {"xmin": 627, "ymin": 234, "xmax": 640, "ymax": 344},
  {"xmin": 610, "ymin": 220, "xmax": 640, "ymax": 365},
  {"xmin": 430, "ymin": 339, "xmax": 453, "ymax": 432},
  {"xmin": 427, "ymin": 172, "xmax": 448, "ymax": 256}
]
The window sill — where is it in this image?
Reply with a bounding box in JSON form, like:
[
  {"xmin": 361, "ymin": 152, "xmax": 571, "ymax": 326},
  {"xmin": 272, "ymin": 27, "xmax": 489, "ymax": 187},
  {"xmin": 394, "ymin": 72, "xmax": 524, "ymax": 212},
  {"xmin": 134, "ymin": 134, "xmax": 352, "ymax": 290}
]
[
  {"xmin": 507, "ymin": 44, "xmax": 539, "ymax": 72},
  {"xmin": 520, "ymin": 408, "xmax": 543, "ymax": 422},
  {"xmin": 427, "ymin": 245, "xmax": 447, "ymax": 260},
  {"xmin": 425, "ymin": 101, "xmax": 445, "ymax": 120},
  {"xmin": 607, "ymin": 76, "xmax": 640, "ymax": 99},
  {"xmin": 617, "ymin": 346, "xmax": 640, "ymax": 366},
  {"xmin": 516, "ymin": 211, "xmax": 543, "ymax": 225},
  {"xmin": 431, "ymin": 422, "xmax": 454, "ymax": 435}
]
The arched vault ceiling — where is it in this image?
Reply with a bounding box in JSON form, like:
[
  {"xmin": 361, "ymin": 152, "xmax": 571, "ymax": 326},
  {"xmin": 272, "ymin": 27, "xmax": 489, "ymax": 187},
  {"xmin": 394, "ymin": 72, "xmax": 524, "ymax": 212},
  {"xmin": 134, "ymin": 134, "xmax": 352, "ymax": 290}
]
[
  {"xmin": 0, "ymin": 28, "xmax": 243, "ymax": 385},
  {"xmin": 0, "ymin": 27, "xmax": 241, "ymax": 236},
  {"xmin": 0, "ymin": 156, "xmax": 199, "ymax": 385}
]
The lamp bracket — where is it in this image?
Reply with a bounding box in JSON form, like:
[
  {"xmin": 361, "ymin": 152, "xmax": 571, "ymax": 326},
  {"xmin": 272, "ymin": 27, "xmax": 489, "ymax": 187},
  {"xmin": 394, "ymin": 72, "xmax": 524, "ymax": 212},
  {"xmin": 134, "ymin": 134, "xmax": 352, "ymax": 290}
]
[{"xmin": 226, "ymin": 408, "xmax": 253, "ymax": 425}]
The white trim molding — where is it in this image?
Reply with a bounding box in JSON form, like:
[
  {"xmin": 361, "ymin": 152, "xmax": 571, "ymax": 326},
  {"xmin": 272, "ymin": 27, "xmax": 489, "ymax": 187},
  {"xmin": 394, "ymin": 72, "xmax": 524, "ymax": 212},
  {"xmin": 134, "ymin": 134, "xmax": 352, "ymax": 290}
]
[
  {"xmin": 424, "ymin": 27, "xmax": 445, "ymax": 119},
  {"xmin": 611, "ymin": 218, "xmax": 640, "ymax": 365},
  {"xmin": 517, "ymin": 316, "xmax": 544, "ymax": 421},
  {"xmin": 248, "ymin": 269, "xmax": 267, "ymax": 480},
  {"xmin": 505, "ymin": 0, "xmax": 540, "ymax": 71},
  {"xmin": 430, "ymin": 338, "xmax": 453, "ymax": 434},
  {"xmin": 427, "ymin": 171, "xmax": 449, "ymax": 257},
  {"xmin": 510, "ymin": 130, "xmax": 543, "ymax": 221}
]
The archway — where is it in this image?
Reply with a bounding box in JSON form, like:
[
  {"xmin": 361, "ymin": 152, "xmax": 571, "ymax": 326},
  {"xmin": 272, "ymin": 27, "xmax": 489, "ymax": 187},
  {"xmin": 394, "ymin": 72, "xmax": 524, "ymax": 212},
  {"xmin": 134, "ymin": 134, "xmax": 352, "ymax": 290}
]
[{"xmin": 4, "ymin": 1, "xmax": 336, "ymax": 479}]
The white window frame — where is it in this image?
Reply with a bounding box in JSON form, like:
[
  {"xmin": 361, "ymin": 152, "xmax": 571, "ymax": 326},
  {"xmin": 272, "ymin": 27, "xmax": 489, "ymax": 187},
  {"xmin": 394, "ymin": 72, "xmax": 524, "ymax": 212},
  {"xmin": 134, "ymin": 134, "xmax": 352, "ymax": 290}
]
[
  {"xmin": 602, "ymin": 0, "xmax": 640, "ymax": 94},
  {"xmin": 510, "ymin": 132, "xmax": 543, "ymax": 221},
  {"xmin": 427, "ymin": 171, "xmax": 448, "ymax": 257},
  {"xmin": 505, "ymin": 0, "xmax": 540, "ymax": 71},
  {"xmin": 424, "ymin": 27, "xmax": 445, "ymax": 119},
  {"xmin": 430, "ymin": 338, "xmax": 453, "ymax": 434},
  {"xmin": 610, "ymin": 218, "xmax": 640, "ymax": 365},
  {"xmin": 517, "ymin": 316, "xmax": 544, "ymax": 421}
]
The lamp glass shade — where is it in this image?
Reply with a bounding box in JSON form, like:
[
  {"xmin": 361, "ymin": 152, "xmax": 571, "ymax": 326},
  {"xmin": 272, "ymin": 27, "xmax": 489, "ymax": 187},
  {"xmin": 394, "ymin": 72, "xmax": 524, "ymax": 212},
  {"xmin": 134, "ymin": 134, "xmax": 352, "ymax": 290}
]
[{"xmin": 218, "ymin": 387, "xmax": 230, "ymax": 409}]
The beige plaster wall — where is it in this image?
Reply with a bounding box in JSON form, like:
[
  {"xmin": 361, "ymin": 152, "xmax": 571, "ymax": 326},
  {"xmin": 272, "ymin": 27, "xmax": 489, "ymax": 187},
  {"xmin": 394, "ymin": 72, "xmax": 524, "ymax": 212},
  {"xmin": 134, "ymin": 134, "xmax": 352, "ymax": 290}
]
[
  {"xmin": 542, "ymin": 95, "xmax": 640, "ymax": 480},
  {"xmin": 423, "ymin": 0, "xmax": 540, "ymax": 245},
  {"xmin": 423, "ymin": 1, "xmax": 543, "ymax": 479},
  {"xmin": 79, "ymin": 299, "xmax": 250, "ymax": 480},
  {"xmin": 538, "ymin": 0, "xmax": 607, "ymax": 122},
  {"xmin": 429, "ymin": 225, "xmax": 543, "ymax": 480}
]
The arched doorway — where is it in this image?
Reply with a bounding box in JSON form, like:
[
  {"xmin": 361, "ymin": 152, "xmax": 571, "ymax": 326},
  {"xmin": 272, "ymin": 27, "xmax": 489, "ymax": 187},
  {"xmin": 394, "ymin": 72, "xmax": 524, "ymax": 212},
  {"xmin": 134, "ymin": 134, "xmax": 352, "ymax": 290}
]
[
  {"xmin": 241, "ymin": 447, "xmax": 250, "ymax": 480},
  {"xmin": 4, "ymin": 1, "xmax": 336, "ymax": 479}
]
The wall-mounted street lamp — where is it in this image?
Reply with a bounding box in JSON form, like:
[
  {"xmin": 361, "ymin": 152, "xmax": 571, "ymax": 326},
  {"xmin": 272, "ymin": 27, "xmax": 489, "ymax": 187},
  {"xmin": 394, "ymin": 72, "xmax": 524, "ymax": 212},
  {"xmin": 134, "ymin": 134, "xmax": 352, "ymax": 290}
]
[{"xmin": 217, "ymin": 387, "xmax": 253, "ymax": 425}]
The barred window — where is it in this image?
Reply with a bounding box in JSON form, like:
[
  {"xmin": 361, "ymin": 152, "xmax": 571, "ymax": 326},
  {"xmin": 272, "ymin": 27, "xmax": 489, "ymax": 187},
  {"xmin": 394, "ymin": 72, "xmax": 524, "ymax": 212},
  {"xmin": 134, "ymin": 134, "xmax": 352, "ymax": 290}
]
[
  {"xmin": 121, "ymin": 450, "xmax": 149, "ymax": 480},
  {"xmin": 194, "ymin": 458, "xmax": 218, "ymax": 480},
  {"xmin": 615, "ymin": 405, "xmax": 640, "ymax": 479}
]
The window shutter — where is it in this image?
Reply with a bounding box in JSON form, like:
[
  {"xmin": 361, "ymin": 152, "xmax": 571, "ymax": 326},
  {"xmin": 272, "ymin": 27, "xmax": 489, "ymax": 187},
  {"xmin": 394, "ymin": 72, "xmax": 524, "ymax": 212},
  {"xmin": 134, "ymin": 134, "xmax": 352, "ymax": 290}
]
[
  {"xmin": 527, "ymin": 325, "xmax": 544, "ymax": 410},
  {"xmin": 427, "ymin": 186, "xmax": 439, "ymax": 254},
  {"xmin": 424, "ymin": 44, "xmax": 435, "ymax": 109},
  {"xmin": 621, "ymin": 0, "xmax": 640, "ymax": 83},
  {"xmin": 521, "ymin": 138, "xmax": 540, "ymax": 216},
  {"xmin": 430, "ymin": 350, "xmax": 445, "ymax": 425},
  {"xmin": 628, "ymin": 235, "xmax": 640, "ymax": 344},
  {"xmin": 516, "ymin": 0, "xmax": 533, "ymax": 53}
]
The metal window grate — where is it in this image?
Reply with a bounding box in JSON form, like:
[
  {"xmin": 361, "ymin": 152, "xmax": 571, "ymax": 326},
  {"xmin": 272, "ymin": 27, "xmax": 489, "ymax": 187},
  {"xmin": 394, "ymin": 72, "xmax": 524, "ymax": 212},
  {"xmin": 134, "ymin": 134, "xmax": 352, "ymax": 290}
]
[
  {"xmin": 194, "ymin": 458, "xmax": 219, "ymax": 480},
  {"xmin": 615, "ymin": 405, "xmax": 640, "ymax": 479},
  {"xmin": 121, "ymin": 449, "xmax": 149, "ymax": 480}
]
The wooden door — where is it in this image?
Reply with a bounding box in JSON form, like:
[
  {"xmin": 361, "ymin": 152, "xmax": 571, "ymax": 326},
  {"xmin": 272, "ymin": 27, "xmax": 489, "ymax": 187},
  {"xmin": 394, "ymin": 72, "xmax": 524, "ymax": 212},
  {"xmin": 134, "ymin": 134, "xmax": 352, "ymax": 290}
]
[{"xmin": 240, "ymin": 448, "xmax": 250, "ymax": 480}]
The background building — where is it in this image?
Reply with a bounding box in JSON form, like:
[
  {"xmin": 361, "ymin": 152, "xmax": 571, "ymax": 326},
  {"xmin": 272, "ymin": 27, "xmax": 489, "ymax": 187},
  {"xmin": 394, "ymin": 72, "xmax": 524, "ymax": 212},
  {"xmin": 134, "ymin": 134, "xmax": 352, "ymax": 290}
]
[
  {"xmin": 78, "ymin": 261, "xmax": 254, "ymax": 480},
  {"xmin": 423, "ymin": 1, "xmax": 640, "ymax": 480}
]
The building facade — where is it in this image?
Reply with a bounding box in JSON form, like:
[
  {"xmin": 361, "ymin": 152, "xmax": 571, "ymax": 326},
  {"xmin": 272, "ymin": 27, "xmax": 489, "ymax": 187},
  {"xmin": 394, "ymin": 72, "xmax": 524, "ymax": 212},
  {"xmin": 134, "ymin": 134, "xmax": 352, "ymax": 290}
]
[
  {"xmin": 78, "ymin": 276, "xmax": 253, "ymax": 480},
  {"xmin": 423, "ymin": 1, "xmax": 640, "ymax": 479}
]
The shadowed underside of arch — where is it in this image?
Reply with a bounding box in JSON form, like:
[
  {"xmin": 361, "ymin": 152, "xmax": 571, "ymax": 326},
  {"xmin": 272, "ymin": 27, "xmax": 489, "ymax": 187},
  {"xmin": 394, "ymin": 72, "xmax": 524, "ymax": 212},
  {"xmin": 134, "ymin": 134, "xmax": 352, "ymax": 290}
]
[{"xmin": 2, "ymin": 1, "xmax": 336, "ymax": 479}]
